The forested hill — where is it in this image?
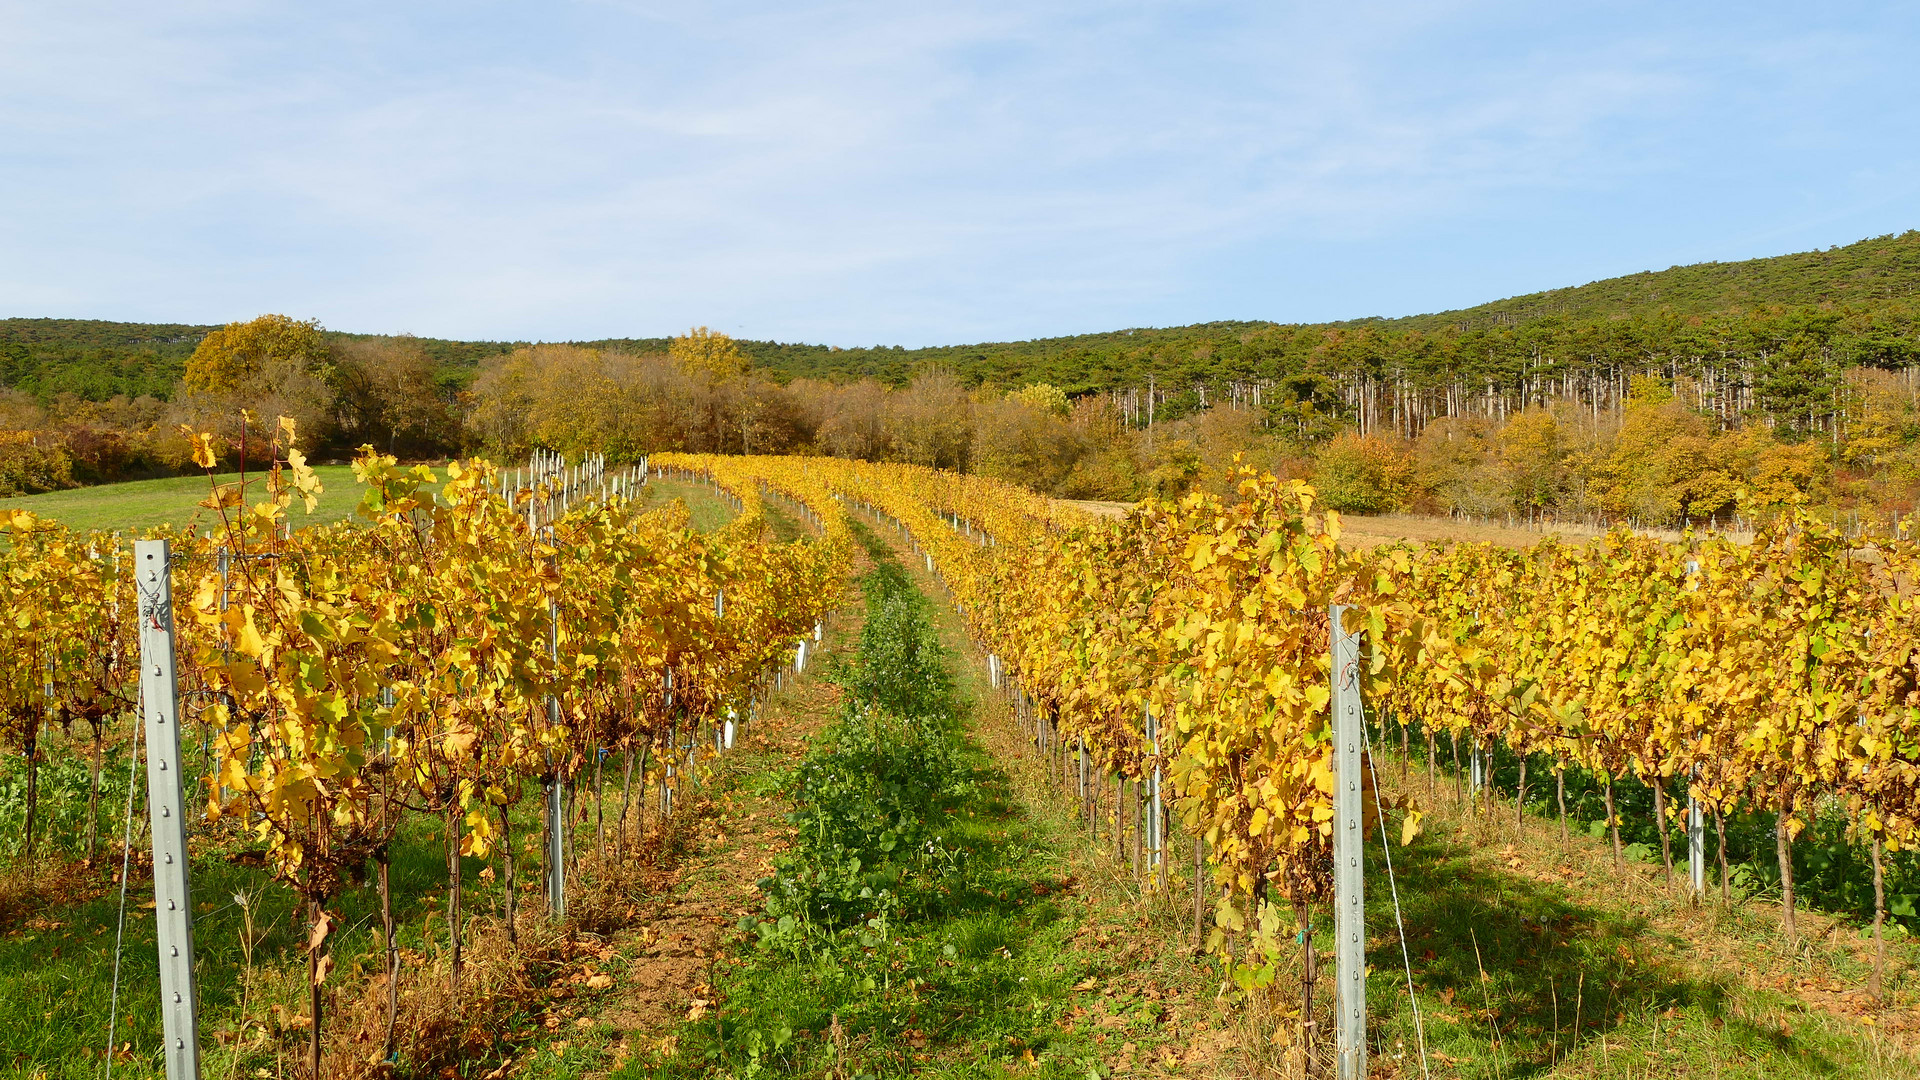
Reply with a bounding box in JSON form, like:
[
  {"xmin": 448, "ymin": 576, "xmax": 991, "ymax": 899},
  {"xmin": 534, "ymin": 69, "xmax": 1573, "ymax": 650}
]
[
  {"xmin": 0, "ymin": 319, "xmax": 522, "ymax": 400},
  {"xmin": 1383, "ymin": 230, "xmax": 1920, "ymax": 331},
  {"xmin": 611, "ymin": 231, "xmax": 1920, "ymax": 393},
  {"xmin": 8, "ymin": 230, "xmax": 1920, "ymax": 401}
]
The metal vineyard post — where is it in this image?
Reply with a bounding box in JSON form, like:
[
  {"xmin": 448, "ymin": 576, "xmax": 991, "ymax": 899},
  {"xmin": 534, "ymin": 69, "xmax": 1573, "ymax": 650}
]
[
  {"xmin": 136, "ymin": 538, "xmax": 201, "ymax": 1080},
  {"xmin": 1331, "ymin": 603, "xmax": 1367, "ymax": 1080}
]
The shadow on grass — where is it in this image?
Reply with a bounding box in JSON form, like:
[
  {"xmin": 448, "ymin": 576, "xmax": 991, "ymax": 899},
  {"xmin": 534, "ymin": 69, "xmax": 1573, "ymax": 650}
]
[
  {"xmin": 1369, "ymin": 822, "xmax": 1857, "ymax": 1078},
  {"xmin": 0, "ymin": 793, "xmax": 561, "ymax": 1079}
]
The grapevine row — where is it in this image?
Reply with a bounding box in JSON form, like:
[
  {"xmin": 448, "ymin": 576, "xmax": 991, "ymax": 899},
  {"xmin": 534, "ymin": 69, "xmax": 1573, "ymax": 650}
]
[
  {"xmin": 0, "ymin": 426, "xmax": 851, "ymax": 1072},
  {"xmin": 667, "ymin": 454, "xmax": 1920, "ymax": 1000}
]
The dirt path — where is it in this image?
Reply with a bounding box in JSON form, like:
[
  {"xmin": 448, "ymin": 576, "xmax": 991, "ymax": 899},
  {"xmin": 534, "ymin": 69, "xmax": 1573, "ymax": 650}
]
[{"xmin": 572, "ymin": 554, "xmax": 873, "ymax": 1076}]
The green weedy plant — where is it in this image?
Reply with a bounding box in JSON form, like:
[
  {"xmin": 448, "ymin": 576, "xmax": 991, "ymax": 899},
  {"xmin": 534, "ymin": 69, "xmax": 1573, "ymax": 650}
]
[
  {"xmin": 757, "ymin": 565, "xmax": 974, "ymax": 941},
  {"xmin": 0, "ymin": 747, "xmax": 133, "ymax": 866}
]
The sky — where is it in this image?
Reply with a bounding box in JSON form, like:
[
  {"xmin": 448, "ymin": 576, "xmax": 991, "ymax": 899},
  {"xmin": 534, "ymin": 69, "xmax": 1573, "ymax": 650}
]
[{"xmin": 2, "ymin": 1, "xmax": 1917, "ymax": 347}]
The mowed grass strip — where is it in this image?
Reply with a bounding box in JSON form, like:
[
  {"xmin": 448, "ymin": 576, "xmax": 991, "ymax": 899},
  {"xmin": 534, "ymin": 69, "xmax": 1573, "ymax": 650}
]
[
  {"xmin": 0, "ymin": 465, "xmax": 380, "ymax": 534},
  {"xmin": 641, "ymin": 478, "xmax": 745, "ymax": 535},
  {"xmin": 1354, "ymin": 755, "xmax": 1915, "ymax": 1078},
  {"xmin": 0, "ymin": 469, "xmax": 753, "ymax": 538},
  {"xmin": 628, "ymin": 523, "xmax": 1128, "ymax": 1078}
]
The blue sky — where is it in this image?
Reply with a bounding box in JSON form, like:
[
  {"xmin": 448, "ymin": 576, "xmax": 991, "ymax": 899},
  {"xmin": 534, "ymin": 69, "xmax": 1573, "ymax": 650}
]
[{"xmin": 2, "ymin": 2, "xmax": 1916, "ymax": 346}]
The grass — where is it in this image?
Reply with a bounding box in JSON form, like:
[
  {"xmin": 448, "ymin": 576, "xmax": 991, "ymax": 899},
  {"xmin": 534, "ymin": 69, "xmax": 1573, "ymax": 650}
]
[
  {"xmin": 641, "ymin": 478, "xmax": 744, "ymax": 535},
  {"xmin": 1297, "ymin": 743, "xmax": 1913, "ymax": 1079},
  {"xmin": 0, "ymin": 769, "xmax": 535, "ymax": 1077},
  {"xmin": 0, "ymin": 465, "xmax": 383, "ymax": 535},
  {"xmin": 0, "ymin": 469, "xmax": 764, "ymax": 541},
  {"xmin": 623, "ymin": 521, "xmax": 1189, "ymax": 1079},
  {"xmin": 0, "ymin": 712, "xmax": 685, "ymax": 1077}
]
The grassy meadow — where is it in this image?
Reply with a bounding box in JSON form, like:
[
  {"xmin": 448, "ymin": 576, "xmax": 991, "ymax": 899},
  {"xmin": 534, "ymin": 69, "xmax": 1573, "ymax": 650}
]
[
  {"xmin": 0, "ymin": 468, "xmax": 759, "ymax": 538},
  {"xmin": 0, "ymin": 466, "xmax": 378, "ymax": 535}
]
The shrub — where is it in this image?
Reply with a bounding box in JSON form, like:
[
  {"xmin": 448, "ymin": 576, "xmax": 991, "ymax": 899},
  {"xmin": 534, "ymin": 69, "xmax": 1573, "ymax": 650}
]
[{"xmin": 0, "ymin": 433, "xmax": 73, "ymax": 496}]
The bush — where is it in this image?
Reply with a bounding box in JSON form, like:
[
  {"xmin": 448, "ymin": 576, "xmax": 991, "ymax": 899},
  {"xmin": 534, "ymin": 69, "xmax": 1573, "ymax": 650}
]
[
  {"xmin": 1311, "ymin": 433, "xmax": 1408, "ymax": 513},
  {"xmin": 0, "ymin": 433, "xmax": 73, "ymax": 496}
]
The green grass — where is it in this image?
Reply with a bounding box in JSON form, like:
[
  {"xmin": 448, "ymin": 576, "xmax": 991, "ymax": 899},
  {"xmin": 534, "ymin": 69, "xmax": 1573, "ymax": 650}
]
[
  {"xmin": 0, "ymin": 465, "xmax": 390, "ymax": 535},
  {"xmin": 641, "ymin": 478, "xmax": 742, "ymax": 535},
  {"xmin": 624, "ymin": 522, "xmax": 1142, "ymax": 1079},
  {"xmin": 0, "ymin": 465, "xmax": 816, "ymax": 544},
  {"xmin": 0, "ymin": 470, "xmax": 766, "ymax": 541},
  {"xmin": 0, "ymin": 720, "xmax": 581, "ymax": 1079},
  {"xmin": 1312, "ymin": 741, "xmax": 1913, "ymax": 1079},
  {"xmin": 1357, "ymin": 819, "xmax": 1887, "ymax": 1078}
]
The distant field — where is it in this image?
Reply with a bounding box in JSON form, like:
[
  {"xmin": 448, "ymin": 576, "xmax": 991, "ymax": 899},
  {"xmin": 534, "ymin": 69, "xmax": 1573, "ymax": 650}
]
[
  {"xmin": 641, "ymin": 477, "xmax": 742, "ymax": 534},
  {"xmin": 1337, "ymin": 511, "xmax": 1605, "ymax": 549},
  {"xmin": 0, "ymin": 469, "xmax": 764, "ymax": 539},
  {"xmin": 1053, "ymin": 500, "xmax": 1714, "ymax": 549},
  {"xmin": 0, "ymin": 465, "xmax": 379, "ymax": 535},
  {"xmin": 0, "ymin": 471, "xmax": 1704, "ymax": 550}
]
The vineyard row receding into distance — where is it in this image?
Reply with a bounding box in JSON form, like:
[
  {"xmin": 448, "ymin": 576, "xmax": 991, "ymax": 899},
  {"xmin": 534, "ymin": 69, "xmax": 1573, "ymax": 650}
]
[{"xmin": 2, "ymin": 420, "xmax": 1919, "ymax": 1077}]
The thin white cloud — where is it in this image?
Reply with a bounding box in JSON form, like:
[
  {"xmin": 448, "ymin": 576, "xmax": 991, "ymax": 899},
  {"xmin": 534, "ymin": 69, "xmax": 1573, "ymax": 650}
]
[{"xmin": 0, "ymin": 1, "xmax": 1915, "ymax": 345}]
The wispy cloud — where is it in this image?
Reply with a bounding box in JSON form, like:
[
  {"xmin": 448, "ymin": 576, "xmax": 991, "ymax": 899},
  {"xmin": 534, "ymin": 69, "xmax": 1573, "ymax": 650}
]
[{"xmin": 1, "ymin": 1, "xmax": 1915, "ymax": 344}]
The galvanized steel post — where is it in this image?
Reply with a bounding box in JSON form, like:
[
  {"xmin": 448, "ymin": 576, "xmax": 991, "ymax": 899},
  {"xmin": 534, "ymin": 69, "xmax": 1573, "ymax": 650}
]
[
  {"xmin": 1330, "ymin": 603, "xmax": 1367, "ymax": 1080},
  {"xmin": 137, "ymin": 539, "xmax": 201, "ymax": 1080}
]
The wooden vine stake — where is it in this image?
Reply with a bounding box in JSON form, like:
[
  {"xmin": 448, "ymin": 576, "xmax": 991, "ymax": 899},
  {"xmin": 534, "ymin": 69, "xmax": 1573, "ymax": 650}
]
[
  {"xmin": 137, "ymin": 538, "xmax": 201, "ymax": 1080},
  {"xmin": 1330, "ymin": 603, "xmax": 1367, "ymax": 1080}
]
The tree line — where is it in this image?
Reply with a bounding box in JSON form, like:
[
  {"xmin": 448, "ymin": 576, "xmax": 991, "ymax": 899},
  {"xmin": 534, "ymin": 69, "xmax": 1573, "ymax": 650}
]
[
  {"xmin": 5, "ymin": 311, "xmax": 1920, "ymax": 529},
  {"xmin": 13, "ymin": 226, "xmax": 1920, "ymax": 526}
]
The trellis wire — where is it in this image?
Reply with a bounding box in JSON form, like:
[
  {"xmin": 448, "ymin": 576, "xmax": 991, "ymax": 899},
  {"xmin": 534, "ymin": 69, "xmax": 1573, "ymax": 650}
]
[
  {"xmin": 103, "ymin": 703, "xmax": 144, "ymax": 1080},
  {"xmin": 1361, "ymin": 711, "xmax": 1430, "ymax": 1080}
]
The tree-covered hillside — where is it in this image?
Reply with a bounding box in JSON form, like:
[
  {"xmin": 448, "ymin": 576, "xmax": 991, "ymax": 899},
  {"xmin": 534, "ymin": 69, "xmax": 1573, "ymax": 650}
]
[
  {"xmin": 1384, "ymin": 230, "xmax": 1920, "ymax": 331},
  {"xmin": 9, "ymin": 230, "xmax": 1920, "ymax": 406},
  {"xmin": 0, "ymin": 319, "xmax": 522, "ymax": 401}
]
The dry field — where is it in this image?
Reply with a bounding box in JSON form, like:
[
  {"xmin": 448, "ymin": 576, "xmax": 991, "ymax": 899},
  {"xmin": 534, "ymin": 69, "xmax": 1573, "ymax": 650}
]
[{"xmin": 1055, "ymin": 500, "xmax": 1746, "ymax": 550}]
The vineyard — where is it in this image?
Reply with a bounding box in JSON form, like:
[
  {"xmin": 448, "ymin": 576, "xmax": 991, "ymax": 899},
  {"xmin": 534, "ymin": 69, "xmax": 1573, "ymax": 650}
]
[{"xmin": 1, "ymin": 431, "xmax": 1917, "ymax": 1078}]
